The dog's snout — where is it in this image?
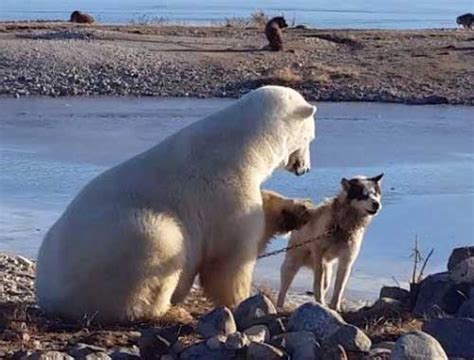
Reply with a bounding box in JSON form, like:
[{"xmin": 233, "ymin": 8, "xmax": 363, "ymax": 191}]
[{"xmin": 372, "ymin": 202, "xmax": 380, "ymax": 211}]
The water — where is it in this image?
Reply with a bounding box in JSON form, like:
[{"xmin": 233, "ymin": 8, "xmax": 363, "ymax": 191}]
[
  {"xmin": 0, "ymin": 97, "xmax": 473, "ymax": 299},
  {"xmin": 1, "ymin": 0, "xmax": 472, "ymax": 29}
]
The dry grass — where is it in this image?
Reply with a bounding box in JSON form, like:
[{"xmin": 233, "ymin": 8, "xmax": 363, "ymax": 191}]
[
  {"xmin": 129, "ymin": 13, "xmax": 168, "ymax": 26},
  {"xmin": 224, "ymin": 10, "xmax": 269, "ymax": 28},
  {"xmin": 249, "ymin": 10, "xmax": 269, "ymax": 28},
  {"xmin": 309, "ymin": 63, "xmax": 360, "ymax": 80},
  {"xmin": 363, "ymin": 316, "xmax": 423, "ymax": 343}
]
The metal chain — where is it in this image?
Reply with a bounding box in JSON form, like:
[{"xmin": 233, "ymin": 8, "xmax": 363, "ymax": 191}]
[{"xmin": 257, "ymin": 227, "xmax": 336, "ymax": 260}]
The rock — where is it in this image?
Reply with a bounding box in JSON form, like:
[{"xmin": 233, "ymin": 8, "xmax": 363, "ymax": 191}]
[
  {"xmin": 27, "ymin": 351, "xmax": 74, "ymax": 360},
  {"xmin": 271, "ymin": 331, "xmax": 320, "ymax": 360},
  {"xmin": 391, "ymin": 331, "xmax": 447, "ymax": 360},
  {"xmin": 321, "ymin": 344, "xmax": 348, "ymax": 360},
  {"xmin": 206, "ymin": 335, "xmax": 226, "ymax": 350},
  {"xmin": 414, "ymin": 272, "xmax": 465, "ymax": 315},
  {"xmin": 457, "ymin": 298, "xmax": 474, "ymax": 318},
  {"xmin": 68, "ymin": 344, "xmax": 108, "ymax": 359},
  {"xmin": 180, "ymin": 342, "xmax": 235, "ymax": 360},
  {"xmin": 379, "ymin": 286, "xmax": 410, "ymax": 304},
  {"xmin": 225, "ymin": 331, "xmax": 249, "ymax": 350},
  {"xmin": 365, "ymin": 348, "xmax": 391, "ymax": 359},
  {"xmin": 109, "ymin": 347, "xmax": 140, "ymax": 360},
  {"xmin": 423, "ymin": 318, "xmax": 474, "ymax": 357},
  {"xmin": 448, "ymin": 246, "xmax": 474, "ymax": 271},
  {"xmin": 288, "ymin": 302, "xmax": 343, "ymax": 340},
  {"xmin": 246, "ymin": 342, "xmax": 287, "ymax": 360},
  {"xmin": 139, "ymin": 329, "xmax": 173, "ymax": 359},
  {"xmin": 82, "ymin": 353, "xmax": 111, "ymax": 360},
  {"xmin": 234, "ymin": 294, "xmax": 277, "ymax": 330},
  {"xmin": 160, "ymin": 355, "xmax": 174, "ymax": 360},
  {"xmin": 288, "ymin": 302, "xmax": 371, "ymax": 352},
  {"xmin": 240, "ymin": 314, "xmax": 286, "ymax": 337},
  {"xmin": 450, "ymin": 257, "xmax": 474, "ymax": 284},
  {"xmin": 16, "ymin": 255, "xmax": 34, "ymax": 268},
  {"xmin": 372, "ymin": 342, "xmax": 395, "ymax": 351},
  {"xmin": 243, "ymin": 325, "xmax": 270, "ymax": 343},
  {"xmin": 197, "ymin": 306, "xmax": 236, "ymax": 339},
  {"xmin": 326, "ymin": 324, "xmax": 372, "ymax": 352}
]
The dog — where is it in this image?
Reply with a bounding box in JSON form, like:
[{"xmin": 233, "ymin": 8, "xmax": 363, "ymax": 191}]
[
  {"xmin": 277, "ymin": 174, "xmax": 384, "ymax": 311},
  {"xmin": 70, "ymin": 10, "xmax": 95, "ymax": 24},
  {"xmin": 265, "ymin": 16, "xmax": 288, "ymax": 51},
  {"xmin": 457, "ymin": 13, "xmax": 473, "ymax": 29}
]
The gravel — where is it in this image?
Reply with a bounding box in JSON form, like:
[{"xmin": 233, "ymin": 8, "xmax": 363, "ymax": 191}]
[{"xmin": 0, "ymin": 23, "xmax": 472, "ymax": 104}]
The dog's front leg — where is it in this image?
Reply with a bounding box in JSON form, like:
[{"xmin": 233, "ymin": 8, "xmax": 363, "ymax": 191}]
[
  {"xmin": 312, "ymin": 253, "xmax": 325, "ymax": 305},
  {"xmin": 330, "ymin": 255, "xmax": 355, "ymax": 311}
]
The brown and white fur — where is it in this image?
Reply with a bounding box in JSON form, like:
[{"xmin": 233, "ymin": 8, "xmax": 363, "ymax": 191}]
[
  {"xmin": 457, "ymin": 13, "xmax": 473, "ymax": 30},
  {"xmin": 260, "ymin": 190, "xmax": 311, "ymax": 254},
  {"xmin": 277, "ymin": 174, "xmax": 383, "ymax": 311},
  {"xmin": 70, "ymin": 10, "xmax": 95, "ymax": 24},
  {"xmin": 264, "ymin": 16, "xmax": 288, "ymax": 51}
]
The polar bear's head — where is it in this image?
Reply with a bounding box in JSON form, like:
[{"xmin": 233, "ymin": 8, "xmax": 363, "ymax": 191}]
[{"xmin": 246, "ymin": 86, "xmax": 316, "ymax": 176}]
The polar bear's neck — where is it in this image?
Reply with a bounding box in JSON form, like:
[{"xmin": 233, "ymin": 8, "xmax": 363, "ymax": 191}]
[{"xmin": 145, "ymin": 101, "xmax": 289, "ymax": 186}]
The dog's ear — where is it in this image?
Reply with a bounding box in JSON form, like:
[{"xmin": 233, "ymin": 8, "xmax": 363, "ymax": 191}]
[
  {"xmin": 371, "ymin": 173, "xmax": 384, "ymax": 183},
  {"xmin": 341, "ymin": 178, "xmax": 351, "ymax": 191},
  {"xmin": 293, "ymin": 104, "xmax": 317, "ymax": 120}
]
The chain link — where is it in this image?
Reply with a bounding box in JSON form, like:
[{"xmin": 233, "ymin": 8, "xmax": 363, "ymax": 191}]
[{"xmin": 257, "ymin": 228, "xmax": 336, "ymax": 260}]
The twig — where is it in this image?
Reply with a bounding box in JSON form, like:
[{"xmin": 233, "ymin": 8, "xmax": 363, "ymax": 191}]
[
  {"xmin": 417, "ymin": 248, "xmax": 434, "ymax": 283},
  {"xmin": 410, "ymin": 235, "xmax": 422, "ymax": 284},
  {"xmin": 392, "ymin": 276, "xmax": 401, "ymax": 287}
]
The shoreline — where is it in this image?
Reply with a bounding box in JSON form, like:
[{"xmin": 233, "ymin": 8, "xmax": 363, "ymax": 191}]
[{"xmin": 0, "ymin": 22, "xmax": 473, "ymax": 105}]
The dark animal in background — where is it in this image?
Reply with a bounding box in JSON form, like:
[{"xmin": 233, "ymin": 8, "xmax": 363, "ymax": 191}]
[
  {"xmin": 456, "ymin": 13, "xmax": 473, "ymax": 29},
  {"xmin": 265, "ymin": 16, "xmax": 288, "ymax": 51},
  {"xmin": 70, "ymin": 10, "xmax": 95, "ymax": 24}
]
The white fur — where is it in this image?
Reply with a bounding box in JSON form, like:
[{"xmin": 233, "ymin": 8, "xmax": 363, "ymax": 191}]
[{"xmin": 35, "ymin": 86, "xmax": 316, "ymax": 323}]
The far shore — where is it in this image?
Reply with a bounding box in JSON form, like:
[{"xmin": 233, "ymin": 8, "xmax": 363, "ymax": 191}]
[{"xmin": 0, "ymin": 21, "xmax": 473, "ymax": 105}]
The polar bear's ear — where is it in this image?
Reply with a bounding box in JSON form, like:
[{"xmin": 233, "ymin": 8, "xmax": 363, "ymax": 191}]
[{"xmin": 293, "ymin": 104, "xmax": 317, "ymax": 120}]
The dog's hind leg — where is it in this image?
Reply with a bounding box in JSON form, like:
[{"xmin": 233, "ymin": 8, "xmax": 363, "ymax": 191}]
[{"xmin": 277, "ymin": 255, "xmax": 302, "ymax": 308}]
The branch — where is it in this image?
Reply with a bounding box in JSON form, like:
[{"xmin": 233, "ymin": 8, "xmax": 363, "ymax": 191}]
[{"xmin": 417, "ymin": 248, "xmax": 434, "ymax": 283}]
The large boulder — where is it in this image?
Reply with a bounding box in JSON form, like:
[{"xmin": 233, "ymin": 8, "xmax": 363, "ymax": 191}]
[
  {"xmin": 422, "ymin": 317, "xmax": 474, "ymax": 358},
  {"xmin": 238, "ymin": 314, "xmax": 286, "ymax": 337},
  {"xmin": 379, "ymin": 286, "xmax": 410, "ymax": 305},
  {"xmin": 197, "ymin": 306, "xmax": 236, "ymax": 339},
  {"xmin": 413, "ymin": 272, "xmax": 465, "ymax": 316},
  {"xmin": 457, "ymin": 297, "xmax": 474, "ymax": 318},
  {"xmin": 180, "ymin": 342, "xmax": 235, "ymax": 360},
  {"xmin": 390, "ymin": 331, "xmax": 447, "ymax": 360},
  {"xmin": 271, "ymin": 331, "xmax": 320, "ymax": 360},
  {"xmin": 243, "ymin": 325, "xmax": 270, "ymax": 343},
  {"xmin": 448, "ymin": 246, "xmax": 474, "ymax": 271},
  {"xmin": 234, "ymin": 294, "xmax": 277, "ymax": 330},
  {"xmin": 450, "ymin": 257, "xmax": 474, "ymax": 284},
  {"xmin": 288, "ymin": 302, "xmax": 371, "ymax": 352},
  {"xmin": 246, "ymin": 342, "xmax": 287, "ymax": 360}
]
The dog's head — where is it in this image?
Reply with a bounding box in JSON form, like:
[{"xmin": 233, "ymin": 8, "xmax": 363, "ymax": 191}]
[
  {"xmin": 341, "ymin": 173, "xmax": 383, "ymax": 216},
  {"xmin": 272, "ymin": 16, "xmax": 288, "ymax": 29},
  {"xmin": 70, "ymin": 10, "xmax": 81, "ymax": 21}
]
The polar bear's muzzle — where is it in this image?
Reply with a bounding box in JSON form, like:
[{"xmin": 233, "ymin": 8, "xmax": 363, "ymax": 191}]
[{"xmin": 285, "ymin": 149, "xmax": 310, "ymax": 176}]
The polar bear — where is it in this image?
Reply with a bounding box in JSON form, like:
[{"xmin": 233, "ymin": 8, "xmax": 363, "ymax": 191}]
[{"xmin": 35, "ymin": 86, "xmax": 317, "ymax": 323}]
